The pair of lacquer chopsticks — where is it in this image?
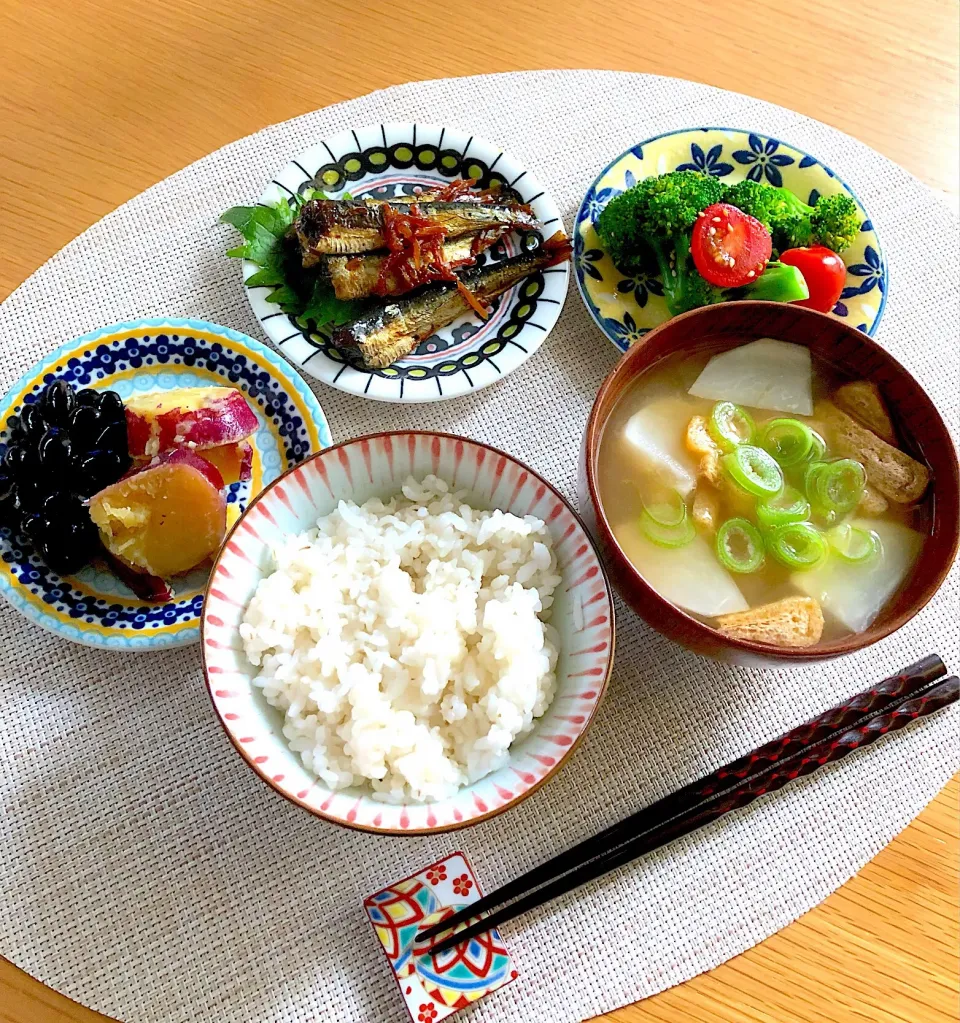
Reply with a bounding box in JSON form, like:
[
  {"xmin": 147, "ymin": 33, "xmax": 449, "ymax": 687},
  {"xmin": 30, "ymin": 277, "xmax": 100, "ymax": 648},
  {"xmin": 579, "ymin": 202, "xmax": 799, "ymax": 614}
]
[{"xmin": 419, "ymin": 654, "xmax": 956, "ymax": 957}]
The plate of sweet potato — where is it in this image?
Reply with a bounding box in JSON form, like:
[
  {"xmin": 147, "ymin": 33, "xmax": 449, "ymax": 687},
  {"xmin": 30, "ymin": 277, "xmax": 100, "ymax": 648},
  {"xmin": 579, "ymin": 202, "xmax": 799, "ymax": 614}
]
[{"xmin": 0, "ymin": 318, "xmax": 329, "ymax": 650}]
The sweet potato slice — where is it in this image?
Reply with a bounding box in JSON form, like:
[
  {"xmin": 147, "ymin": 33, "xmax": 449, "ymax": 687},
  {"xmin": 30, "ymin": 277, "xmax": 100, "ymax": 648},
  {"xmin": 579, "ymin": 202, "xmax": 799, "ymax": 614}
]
[
  {"xmin": 90, "ymin": 449, "xmax": 226, "ymax": 577},
  {"xmin": 199, "ymin": 441, "xmax": 254, "ymax": 485},
  {"xmin": 104, "ymin": 552, "xmax": 173, "ymax": 603},
  {"xmin": 125, "ymin": 387, "xmax": 258, "ymax": 458}
]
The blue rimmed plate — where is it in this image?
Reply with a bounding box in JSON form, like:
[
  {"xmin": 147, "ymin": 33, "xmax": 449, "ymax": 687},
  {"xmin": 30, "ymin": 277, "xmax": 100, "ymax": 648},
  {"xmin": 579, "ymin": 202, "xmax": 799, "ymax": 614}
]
[
  {"xmin": 239, "ymin": 123, "xmax": 570, "ymax": 403},
  {"xmin": 0, "ymin": 318, "xmax": 330, "ymax": 651},
  {"xmin": 574, "ymin": 127, "xmax": 887, "ymax": 352}
]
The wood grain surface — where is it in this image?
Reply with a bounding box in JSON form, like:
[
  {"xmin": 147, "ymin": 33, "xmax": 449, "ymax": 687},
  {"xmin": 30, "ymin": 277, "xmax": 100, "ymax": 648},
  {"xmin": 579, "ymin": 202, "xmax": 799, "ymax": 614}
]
[{"xmin": 0, "ymin": 1, "xmax": 957, "ymax": 1021}]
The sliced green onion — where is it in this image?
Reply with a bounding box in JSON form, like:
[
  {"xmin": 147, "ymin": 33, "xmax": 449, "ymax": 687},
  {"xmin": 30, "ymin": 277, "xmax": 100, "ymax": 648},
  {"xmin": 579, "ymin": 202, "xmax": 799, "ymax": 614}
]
[
  {"xmin": 808, "ymin": 431, "xmax": 826, "ymax": 462},
  {"xmin": 640, "ymin": 484, "xmax": 687, "ymax": 527},
  {"xmin": 803, "ymin": 460, "xmax": 828, "ymax": 497},
  {"xmin": 640, "ymin": 508, "xmax": 695, "ymax": 548},
  {"xmin": 708, "ymin": 401, "xmax": 756, "ymax": 452},
  {"xmin": 806, "ymin": 458, "xmax": 867, "ymax": 523},
  {"xmin": 715, "ymin": 517, "xmax": 765, "ymax": 573},
  {"xmin": 760, "ymin": 418, "xmax": 815, "ymax": 467},
  {"xmin": 721, "ymin": 445, "xmax": 784, "ymax": 498},
  {"xmin": 826, "ymin": 523, "xmax": 882, "ymax": 564},
  {"xmin": 767, "ymin": 521, "xmax": 829, "ymax": 570},
  {"xmin": 756, "ymin": 485, "xmax": 811, "ymax": 529}
]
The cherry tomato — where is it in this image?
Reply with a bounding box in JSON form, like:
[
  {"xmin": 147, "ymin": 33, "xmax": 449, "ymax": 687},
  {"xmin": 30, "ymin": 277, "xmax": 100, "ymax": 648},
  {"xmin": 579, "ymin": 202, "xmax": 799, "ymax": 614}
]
[
  {"xmin": 779, "ymin": 246, "xmax": 847, "ymax": 313},
  {"xmin": 691, "ymin": 203, "xmax": 772, "ymax": 288}
]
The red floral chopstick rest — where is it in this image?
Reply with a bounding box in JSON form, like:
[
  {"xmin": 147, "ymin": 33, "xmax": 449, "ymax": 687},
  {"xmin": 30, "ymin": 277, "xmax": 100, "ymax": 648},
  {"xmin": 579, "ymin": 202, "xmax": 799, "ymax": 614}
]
[{"xmin": 364, "ymin": 852, "xmax": 518, "ymax": 1020}]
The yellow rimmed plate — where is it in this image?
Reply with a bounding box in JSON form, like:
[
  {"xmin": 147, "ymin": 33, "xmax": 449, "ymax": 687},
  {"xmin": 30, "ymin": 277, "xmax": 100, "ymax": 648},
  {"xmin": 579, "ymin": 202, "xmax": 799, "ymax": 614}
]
[
  {"xmin": 574, "ymin": 127, "xmax": 886, "ymax": 351},
  {"xmin": 0, "ymin": 318, "xmax": 329, "ymax": 650}
]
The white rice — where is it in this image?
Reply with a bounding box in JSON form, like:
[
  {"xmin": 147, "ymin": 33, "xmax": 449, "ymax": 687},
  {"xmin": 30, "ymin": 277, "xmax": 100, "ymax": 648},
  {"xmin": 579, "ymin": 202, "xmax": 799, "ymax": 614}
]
[{"xmin": 239, "ymin": 475, "xmax": 561, "ymax": 803}]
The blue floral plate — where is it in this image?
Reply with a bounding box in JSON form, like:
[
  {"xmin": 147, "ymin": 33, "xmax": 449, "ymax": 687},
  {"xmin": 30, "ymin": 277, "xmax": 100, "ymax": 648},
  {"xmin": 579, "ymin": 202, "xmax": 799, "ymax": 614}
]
[
  {"xmin": 574, "ymin": 127, "xmax": 887, "ymax": 352},
  {"xmin": 0, "ymin": 318, "xmax": 329, "ymax": 651}
]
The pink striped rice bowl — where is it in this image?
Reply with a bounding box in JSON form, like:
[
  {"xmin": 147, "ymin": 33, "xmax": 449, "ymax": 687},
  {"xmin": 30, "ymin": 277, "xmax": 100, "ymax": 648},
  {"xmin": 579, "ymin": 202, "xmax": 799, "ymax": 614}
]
[{"xmin": 201, "ymin": 431, "xmax": 615, "ymax": 834}]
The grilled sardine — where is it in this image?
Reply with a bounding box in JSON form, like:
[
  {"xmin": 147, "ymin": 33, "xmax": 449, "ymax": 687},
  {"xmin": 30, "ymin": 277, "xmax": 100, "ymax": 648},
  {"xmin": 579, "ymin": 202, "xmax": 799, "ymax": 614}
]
[
  {"xmin": 332, "ymin": 233, "xmax": 571, "ymax": 369},
  {"xmin": 295, "ymin": 199, "xmax": 538, "ymax": 257},
  {"xmin": 326, "ymin": 234, "xmax": 501, "ymax": 300},
  {"xmin": 372, "ymin": 188, "xmax": 445, "ymax": 205}
]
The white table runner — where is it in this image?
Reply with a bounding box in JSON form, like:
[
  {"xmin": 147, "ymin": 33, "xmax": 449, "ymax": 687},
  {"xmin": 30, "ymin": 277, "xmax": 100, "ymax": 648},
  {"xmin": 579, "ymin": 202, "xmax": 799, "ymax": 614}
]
[{"xmin": 1, "ymin": 71, "xmax": 958, "ymax": 1023}]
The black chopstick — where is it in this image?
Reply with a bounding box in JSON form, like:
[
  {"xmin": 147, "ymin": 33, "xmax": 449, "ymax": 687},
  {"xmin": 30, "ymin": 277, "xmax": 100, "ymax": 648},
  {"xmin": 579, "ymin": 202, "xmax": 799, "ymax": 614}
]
[
  {"xmin": 419, "ymin": 655, "xmax": 944, "ymax": 943},
  {"xmin": 420, "ymin": 657, "xmax": 953, "ymax": 956},
  {"xmin": 427, "ymin": 672, "xmax": 958, "ymax": 957}
]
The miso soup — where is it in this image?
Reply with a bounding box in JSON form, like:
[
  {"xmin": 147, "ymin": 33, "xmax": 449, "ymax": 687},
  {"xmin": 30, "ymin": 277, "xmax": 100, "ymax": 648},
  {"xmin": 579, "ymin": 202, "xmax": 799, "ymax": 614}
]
[{"xmin": 597, "ymin": 338, "xmax": 931, "ymax": 648}]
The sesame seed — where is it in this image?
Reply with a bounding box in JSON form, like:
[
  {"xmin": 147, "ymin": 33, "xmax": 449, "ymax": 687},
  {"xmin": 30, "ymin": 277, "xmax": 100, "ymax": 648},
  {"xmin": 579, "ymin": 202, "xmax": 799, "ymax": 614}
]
[
  {"xmin": 747, "ymin": 270, "xmax": 756, "ymax": 278},
  {"xmin": 708, "ymin": 227, "xmax": 717, "ymax": 236},
  {"xmin": 711, "ymin": 216, "xmax": 722, "ymax": 223}
]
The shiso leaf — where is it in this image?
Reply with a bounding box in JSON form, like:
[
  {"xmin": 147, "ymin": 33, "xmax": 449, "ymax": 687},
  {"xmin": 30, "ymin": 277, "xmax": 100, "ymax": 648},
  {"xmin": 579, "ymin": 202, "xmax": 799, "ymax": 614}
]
[{"xmin": 221, "ymin": 192, "xmax": 365, "ymax": 333}]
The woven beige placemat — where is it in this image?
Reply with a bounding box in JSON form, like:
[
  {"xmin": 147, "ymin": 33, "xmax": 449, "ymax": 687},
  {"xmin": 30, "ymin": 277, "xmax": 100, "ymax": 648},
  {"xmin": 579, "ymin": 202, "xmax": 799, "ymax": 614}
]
[{"xmin": 1, "ymin": 71, "xmax": 958, "ymax": 1023}]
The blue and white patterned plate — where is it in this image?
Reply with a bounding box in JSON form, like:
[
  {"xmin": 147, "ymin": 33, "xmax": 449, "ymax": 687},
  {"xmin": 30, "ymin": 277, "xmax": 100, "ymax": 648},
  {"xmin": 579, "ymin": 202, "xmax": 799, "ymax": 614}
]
[
  {"xmin": 0, "ymin": 318, "xmax": 330, "ymax": 651},
  {"xmin": 240, "ymin": 123, "xmax": 570, "ymax": 403},
  {"xmin": 574, "ymin": 127, "xmax": 887, "ymax": 352}
]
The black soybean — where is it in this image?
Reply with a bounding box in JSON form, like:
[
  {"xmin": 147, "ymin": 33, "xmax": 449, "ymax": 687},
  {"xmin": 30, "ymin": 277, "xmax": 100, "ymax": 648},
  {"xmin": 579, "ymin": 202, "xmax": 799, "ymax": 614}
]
[
  {"xmin": 16, "ymin": 479, "xmax": 44, "ymax": 513},
  {"xmin": 20, "ymin": 404, "xmax": 47, "ymax": 439},
  {"xmin": 43, "ymin": 490, "xmax": 83, "ymax": 524},
  {"xmin": 0, "ymin": 477, "xmax": 17, "ymax": 525},
  {"xmin": 73, "ymin": 449, "xmax": 122, "ymax": 495},
  {"xmin": 94, "ymin": 420, "xmax": 127, "ymax": 454},
  {"xmin": 21, "ymin": 513, "xmax": 46, "ymax": 545},
  {"xmin": 42, "ymin": 534, "xmax": 89, "ymax": 575},
  {"xmin": 67, "ymin": 405, "xmax": 102, "ymax": 452},
  {"xmin": 75, "ymin": 389, "xmax": 100, "ymax": 408},
  {"xmin": 93, "ymin": 450, "xmax": 126, "ymax": 487},
  {"xmin": 7, "ymin": 380, "xmax": 127, "ymax": 576},
  {"xmin": 7, "ymin": 415, "xmax": 24, "ymax": 442},
  {"xmin": 38, "ymin": 429, "xmax": 72, "ymax": 475},
  {"xmin": 41, "ymin": 380, "xmax": 76, "ymax": 426},
  {"xmin": 97, "ymin": 391, "xmax": 125, "ymax": 422},
  {"xmin": 3, "ymin": 445, "xmax": 29, "ymax": 477}
]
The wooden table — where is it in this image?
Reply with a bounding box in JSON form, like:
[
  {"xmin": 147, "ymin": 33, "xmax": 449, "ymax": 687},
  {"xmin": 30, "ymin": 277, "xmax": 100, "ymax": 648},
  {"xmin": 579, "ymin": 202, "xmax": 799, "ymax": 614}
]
[{"xmin": 1, "ymin": 2, "xmax": 957, "ymax": 1021}]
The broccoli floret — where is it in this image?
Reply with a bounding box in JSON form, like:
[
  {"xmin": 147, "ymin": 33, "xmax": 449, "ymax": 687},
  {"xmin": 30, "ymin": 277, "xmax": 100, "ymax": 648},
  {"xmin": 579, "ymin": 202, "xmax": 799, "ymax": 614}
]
[
  {"xmin": 595, "ymin": 172, "xmax": 820, "ymax": 316},
  {"xmin": 597, "ymin": 171, "xmax": 724, "ymax": 315},
  {"xmin": 809, "ymin": 194, "xmax": 860, "ymax": 253},
  {"xmin": 721, "ymin": 180, "xmax": 812, "ymax": 251},
  {"xmin": 594, "ymin": 186, "xmax": 647, "ymax": 269},
  {"xmin": 721, "ymin": 181, "xmax": 859, "ymax": 254},
  {"xmin": 720, "ymin": 179, "xmax": 809, "ymax": 230}
]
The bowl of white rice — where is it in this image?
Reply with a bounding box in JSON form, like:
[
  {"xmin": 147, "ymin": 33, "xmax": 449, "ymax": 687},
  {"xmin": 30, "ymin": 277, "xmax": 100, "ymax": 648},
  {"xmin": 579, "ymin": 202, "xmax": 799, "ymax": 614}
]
[{"xmin": 202, "ymin": 432, "xmax": 615, "ymax": 834}]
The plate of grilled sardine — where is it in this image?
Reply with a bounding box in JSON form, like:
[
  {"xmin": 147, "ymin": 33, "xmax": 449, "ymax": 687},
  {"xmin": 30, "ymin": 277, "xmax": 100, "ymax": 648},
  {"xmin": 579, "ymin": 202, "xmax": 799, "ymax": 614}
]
[{"xmin": 222, "ymin": 123, "xmax": 571, "ymax": 402}]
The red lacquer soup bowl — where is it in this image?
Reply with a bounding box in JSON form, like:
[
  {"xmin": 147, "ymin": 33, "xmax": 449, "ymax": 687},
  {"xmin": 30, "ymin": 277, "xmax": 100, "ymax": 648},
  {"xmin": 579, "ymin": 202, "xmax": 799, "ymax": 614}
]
[{"xmin": 580, "ymin": 302, "xmax": 959, "ymax": 665}]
